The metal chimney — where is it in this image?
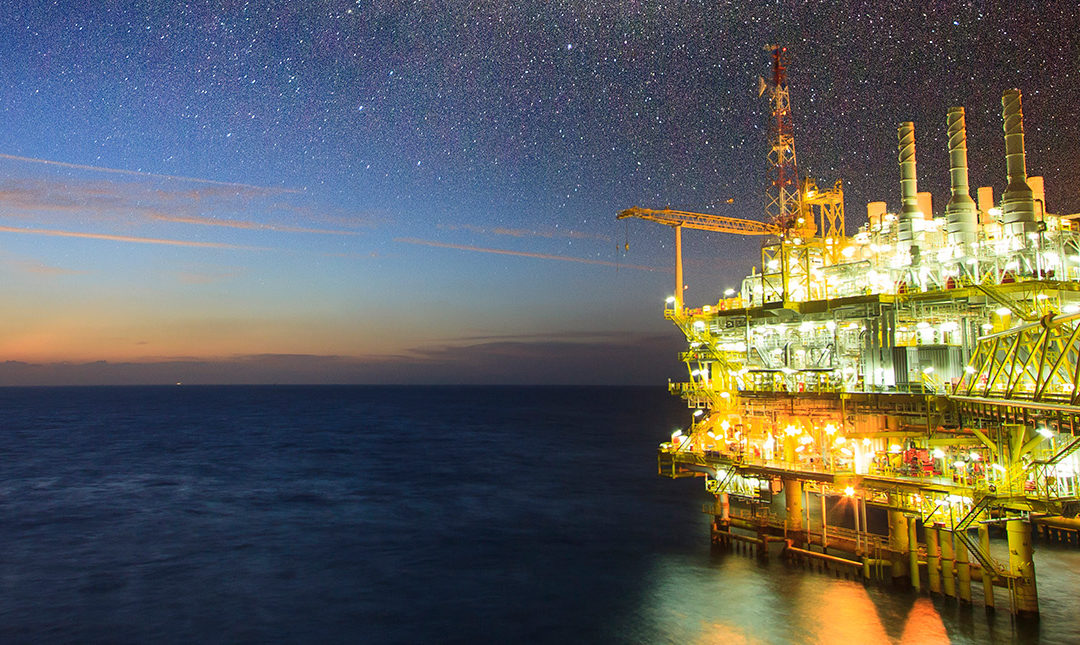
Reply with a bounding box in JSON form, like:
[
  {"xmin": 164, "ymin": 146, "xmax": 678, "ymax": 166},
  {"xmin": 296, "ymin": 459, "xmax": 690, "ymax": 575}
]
[
  {"xmin": 897, "ymin": 122, "xmax": 921, "ymax": 248},
  {"xmin": 945, "ymin": 107, "xmax": 978, "ymax": 246},
  {"xmin": 1001, "ymin": 88, "xmax": 1036, "ymax": 236}
]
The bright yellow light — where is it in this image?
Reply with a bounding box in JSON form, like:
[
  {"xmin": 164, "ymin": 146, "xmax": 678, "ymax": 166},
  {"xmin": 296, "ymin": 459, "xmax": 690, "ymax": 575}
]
[
  {"xmin": 720, "ymin": 420, "xmax": 730, "ymax": 431},
  {"xmin": 824, "ymin": 423, "xmax": 837, "ymax": 435},
  {"xmin": 844, "ymin": 486, "xmax": 855, "ymax": 497}
]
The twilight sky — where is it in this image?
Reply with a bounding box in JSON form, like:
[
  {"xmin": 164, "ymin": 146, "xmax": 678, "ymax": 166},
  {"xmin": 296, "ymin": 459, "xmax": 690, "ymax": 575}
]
[{"xmin": 0, "ymin": 1, "xmax": 1076, "ymax": 385}]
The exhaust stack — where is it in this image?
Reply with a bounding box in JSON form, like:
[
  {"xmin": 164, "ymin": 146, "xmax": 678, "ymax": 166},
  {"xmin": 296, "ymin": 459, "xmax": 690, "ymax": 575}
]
[
  {"xmin": 945, "ymin": 107, "xmax": 978, "ymax": 246},
  {"xmin": 1001, "ymin": 89, "xmax": 1036, "ymax": 236},
  {"xmin": 897, "ymin": 122, "xmax": 921, "ymax": 250}
]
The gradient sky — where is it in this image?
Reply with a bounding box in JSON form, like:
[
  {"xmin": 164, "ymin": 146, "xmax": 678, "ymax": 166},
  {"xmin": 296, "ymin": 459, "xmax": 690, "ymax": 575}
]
[{"xmin": 0, "ymin": 1, "xmax": 1076, "ymax": 384}]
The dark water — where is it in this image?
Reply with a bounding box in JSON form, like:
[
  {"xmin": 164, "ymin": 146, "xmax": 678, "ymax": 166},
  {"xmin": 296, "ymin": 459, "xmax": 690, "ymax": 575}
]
[{"xmin": 0, "ymin": 386, "xmax": 1077, "ymax": 644}]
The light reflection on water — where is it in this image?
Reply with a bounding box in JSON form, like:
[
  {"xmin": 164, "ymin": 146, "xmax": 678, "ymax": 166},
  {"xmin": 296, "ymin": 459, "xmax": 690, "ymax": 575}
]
[
  {"xmin": 2, "ymin": 386, "xmax": 1077, "ymax": 643},
  {"xmin": 631, "ymin": 531, "xmax": 1073, "ymax": 645}
]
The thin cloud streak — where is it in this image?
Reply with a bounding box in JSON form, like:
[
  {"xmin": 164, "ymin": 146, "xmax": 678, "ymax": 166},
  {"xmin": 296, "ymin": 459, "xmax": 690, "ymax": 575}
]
[
  {"xmin": 0, "ymin": 224, "xmax": 262, "ymax": 250},
  {"xmin": 441, "ymin": 223, "xmax": 609, "ymax": 242},
  {"xmin": 0, "ymin": 152, "xmax": 302, "ymax": 194},
  {"xmin": 395, "ymin": 237, "xmax": 662, "ymax": 271},
  {"xmin": 177, "ymin": 270, "xmax": 243, "ymax": 284},
  {"xmin": 2, "ymin": 258, "xmax": 84, "ymax": 276},
  {"xmin": 147, "ymin": 213, "xmax": 362, "ymax": 236}
]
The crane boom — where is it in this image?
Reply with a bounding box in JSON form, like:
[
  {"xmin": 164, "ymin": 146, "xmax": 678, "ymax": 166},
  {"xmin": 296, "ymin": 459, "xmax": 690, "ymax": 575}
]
[{"xmin": 617, "ymin": 207, "xmax": 781, "ymax": 236}]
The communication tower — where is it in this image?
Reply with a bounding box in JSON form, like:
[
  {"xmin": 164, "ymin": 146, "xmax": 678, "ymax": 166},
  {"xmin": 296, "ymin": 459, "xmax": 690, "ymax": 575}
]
[{"xmin": 761, "ymin": 45, "xmax": 801, "ymax": 231}]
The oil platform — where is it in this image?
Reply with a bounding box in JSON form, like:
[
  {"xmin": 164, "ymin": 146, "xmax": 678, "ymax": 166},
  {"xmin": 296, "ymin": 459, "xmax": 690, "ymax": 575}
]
[{"xmin": 620, "ymin": 46, "xmax": 1080, "ymax": 616}]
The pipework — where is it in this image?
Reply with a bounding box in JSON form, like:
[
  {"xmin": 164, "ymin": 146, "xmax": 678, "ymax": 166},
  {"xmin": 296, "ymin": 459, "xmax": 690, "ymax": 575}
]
[
  {"xmin": 1001, "ymin": 89, "xmax": 1036, "ymax": 237},
  {"xmin": 945, "ymin": 107, "xmax": 978, "ymax": 246}
]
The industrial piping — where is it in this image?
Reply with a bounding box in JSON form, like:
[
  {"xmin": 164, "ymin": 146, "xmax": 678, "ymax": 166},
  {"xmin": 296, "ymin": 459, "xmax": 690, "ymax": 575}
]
[
  {"xmin": 1001, "ymin": 88, "xmax": 1036, "ymax": 237},
  {"xmin": 945, "ymin": 107, "xmax": 978, "ymax": 246},
  {"xmin": 897, "ymin": 122, "xmax": 921, "ymax": 258}
]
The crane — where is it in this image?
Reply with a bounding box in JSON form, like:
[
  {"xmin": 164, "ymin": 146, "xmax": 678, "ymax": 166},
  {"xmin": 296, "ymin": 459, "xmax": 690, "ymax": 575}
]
[
  {"xmin": 616, "ymin": 207, "xmax": 781, "ymax": 236},
  {"xmin": 618, "ymin": 206, "xmax": 782, "ymax": 312}
]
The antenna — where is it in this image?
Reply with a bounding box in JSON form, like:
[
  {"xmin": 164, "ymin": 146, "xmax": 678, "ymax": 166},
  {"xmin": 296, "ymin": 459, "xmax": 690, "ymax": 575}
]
[{"xmin": 761, "ymin": 45, "xmax": 801, "ymax": 231}]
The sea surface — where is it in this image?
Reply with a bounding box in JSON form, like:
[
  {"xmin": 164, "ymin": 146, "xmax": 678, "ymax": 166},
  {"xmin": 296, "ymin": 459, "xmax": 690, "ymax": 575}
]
[{"xmin": 0, "ymin": 385, "xmax": 1077, "ymax": 644}]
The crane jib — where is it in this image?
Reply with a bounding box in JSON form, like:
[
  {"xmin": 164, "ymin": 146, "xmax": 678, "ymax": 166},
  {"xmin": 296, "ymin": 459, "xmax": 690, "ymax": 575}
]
[{"xmin": 617, "ymin": 207, "xmax": 780, "ymax": 236}]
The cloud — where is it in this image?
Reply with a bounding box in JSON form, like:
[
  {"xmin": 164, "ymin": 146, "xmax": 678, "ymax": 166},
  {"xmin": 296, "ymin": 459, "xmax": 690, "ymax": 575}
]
[
  {"xmin": 146, "ymin": 212, "xmax": 363, "ymax": 236},
  {"xmin": 395, "ymin": 237, "xmax": 663, "ymax": 271},
  {"xmin": 0, "ymin": 152, "xmax": 301, "ymax": 194},
  {"xmin": 400, "ymin": 334, "xmax": 684, "ymax": 383},
  {"xmin": 176, "ymin": 269, "xmax": 244, "ymax": 284},
  {"xmin": 0, "ymin": 332, "xmax": 686, "ymax": 385},
  {"xmin": 0, "ymin": 159, "xmax": 370, "ymax": 249},
  {"xmin": 2, "ymin": 256, "xmax": 84, "ymax": 276},
  {"xmin": 0, "ymin": 224, "xmax": 263, "ymax": 250},
  {"xmin": 441, "ymin": 223, "xmax": 610, "ymax": 242},
  {"xmin": 267, "ymin": 201, "xmax": 384, "ymax": 230},
  {"xmin": 0, "ymin": 182, "xmax": 119, "ymax": 215},
  {"xmin": 446, "ymin": 330, "xmax": 636, "ymax": 342}
]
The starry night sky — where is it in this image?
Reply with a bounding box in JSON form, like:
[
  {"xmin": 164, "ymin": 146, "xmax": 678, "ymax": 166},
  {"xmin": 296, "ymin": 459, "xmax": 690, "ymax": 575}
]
[{"xmin": 0, "ymin": 1, "xmax": 1076, "ymax": 384}]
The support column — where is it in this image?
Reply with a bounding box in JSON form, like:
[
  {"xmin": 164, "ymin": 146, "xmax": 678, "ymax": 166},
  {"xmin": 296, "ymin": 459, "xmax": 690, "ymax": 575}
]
[
  {"xmin": 784, "ymin": 478, "xmax": 804, "ymax": 543},
  {"xmin": 888, "ymin": 509, "xmax": 909, "ymax": 583},
  {"xmin": 979, "ymin": 523, "xmax": 995, "ymax": 609},
  {"xmin": 804, "ymin": 488, "xmax": 811, "ymax": 546},
  {"xmin": 908, "ymin": 515, "xmax": 921, "ymax": 592},
  {"xmin": 714, "ymin": 492, "xmax": 731, "ymax": 523},
  {"xmin": 957, "ymin": 532, "xmax": 972, "ymax": 603},
  {"xmin": 674, "ymin": 224, "xmax": 683, "ymax": 312},
  {"xmin": 927, "ymin": 526, "xmax": 942, "ymax": 594},
  {"xmin": 1007, "ymin": 519, "xmax": 1039, "ymax": 616},
  {"xmin": 853, "ymin": 494, "xmax": 862, "ymax": 554},
  {"xmin": 941, "ymin": 529, "xmax": 956, "ymax": 598},
  {"xmin": 860, "ymin": 497, "xmax": 869, "ymax": 555},
  {"xmin": 820, "ymin": 492, "xmax": 829, "ymax": 552}
]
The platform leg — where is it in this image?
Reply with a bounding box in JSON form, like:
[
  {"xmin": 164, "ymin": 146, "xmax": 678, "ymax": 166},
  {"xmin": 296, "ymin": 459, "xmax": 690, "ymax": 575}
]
[
  {"xmin": 1007, "ymin": 519, "xmax": 1039, "ymax": 617},
  {"xmin": 927, "ymin": 525, "xmax": 941, "ymax": 594},
  {"xmin": 908, "ymin": 515, "xmax": 921, "ymax": 593}
]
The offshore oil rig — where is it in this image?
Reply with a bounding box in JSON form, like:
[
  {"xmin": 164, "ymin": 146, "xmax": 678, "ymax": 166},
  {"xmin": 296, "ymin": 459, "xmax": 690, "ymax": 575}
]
[{"xmin": 620, "ymin": 47, "xmax": 1080, "ymax": 616}]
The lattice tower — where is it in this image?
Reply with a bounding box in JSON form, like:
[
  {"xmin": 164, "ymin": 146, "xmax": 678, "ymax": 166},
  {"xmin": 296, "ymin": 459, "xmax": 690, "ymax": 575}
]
[{"xmin": 762, "ymin": 45, "xmax": 801, "ymax": 232}]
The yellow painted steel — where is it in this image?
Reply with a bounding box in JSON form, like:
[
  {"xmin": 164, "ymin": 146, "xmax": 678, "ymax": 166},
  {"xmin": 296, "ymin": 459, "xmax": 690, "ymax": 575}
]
[
  {"xmin": 617, "ymin": 207, "xmax": 781, "ymax": 236},
  {"xmin": 627, "ymin": 80, "xmax": 1080, "ymax": 616}
]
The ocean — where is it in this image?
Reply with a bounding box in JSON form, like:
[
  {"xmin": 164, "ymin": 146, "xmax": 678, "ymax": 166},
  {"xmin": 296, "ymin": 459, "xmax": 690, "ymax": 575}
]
[{"xmin": 0, "ymin": 385, "xmax": 1077, "ymax": 644}]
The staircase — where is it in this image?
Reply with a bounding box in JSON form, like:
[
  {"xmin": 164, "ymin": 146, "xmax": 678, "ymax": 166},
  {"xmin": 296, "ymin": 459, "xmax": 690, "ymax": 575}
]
[{"xmin": 952, "ymin": 494, "xmax": 1012, "ymax": 583}]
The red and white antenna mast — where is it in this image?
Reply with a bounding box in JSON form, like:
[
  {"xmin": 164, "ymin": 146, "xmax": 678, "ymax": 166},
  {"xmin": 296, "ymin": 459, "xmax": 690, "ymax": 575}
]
[{"xmin": 761, "ymin": 45, "xmax": 801, "ymax": 232}]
